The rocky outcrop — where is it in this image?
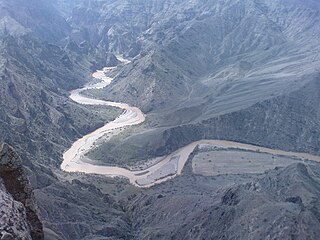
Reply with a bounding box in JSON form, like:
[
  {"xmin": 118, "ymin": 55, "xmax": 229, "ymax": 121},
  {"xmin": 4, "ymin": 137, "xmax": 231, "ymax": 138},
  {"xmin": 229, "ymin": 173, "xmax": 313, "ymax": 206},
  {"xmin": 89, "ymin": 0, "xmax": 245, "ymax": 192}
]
[
  {"xmin": 0, "ymin": 181, "xmax": 31, "ymax": 240},
  {"xmin": 0, "ymin": 143, "xmax": 44, "ymax": 240}
]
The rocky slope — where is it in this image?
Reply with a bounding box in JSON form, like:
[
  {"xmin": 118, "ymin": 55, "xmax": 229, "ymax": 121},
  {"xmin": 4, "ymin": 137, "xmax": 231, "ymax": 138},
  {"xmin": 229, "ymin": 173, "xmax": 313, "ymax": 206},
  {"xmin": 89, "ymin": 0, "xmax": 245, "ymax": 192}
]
[
  {"xmin": 86, "ymin": 0, "xmax": 320, "ymax": 166},
  {"xmin": 0, "ymin": 143, "xmax": 44, "ymax": 239},
  {"xmin": 97, "ymin": 0, "xmax": 320, "ymax": 113},
  {"xmin": 89, "ymin": 72, "xmax": 320, "ymax": 166},
  {"xmin": 35, "ymin": 176, "xmax": 133, "ymax": 240},
  {"xmin": 0, "ymin": 0, "xmax": 71, "ymax": 42},
  {"xmin": 0, "ymin": 2, "xmax": 125, "ymax": 239},
  {"xmin": 0, "ymin": 33, "xmax": 120, "ymax": 167},
  {"xmin": 159, "ymin": 75, "xmax": 320, "ymax": 156},
  {"xmin": 0, "ymin": 182, "xmax": 32, "ymax": 240},
  {"xmin": 128, "ymin": 163, "xmax": 320, "ymax": 239}
]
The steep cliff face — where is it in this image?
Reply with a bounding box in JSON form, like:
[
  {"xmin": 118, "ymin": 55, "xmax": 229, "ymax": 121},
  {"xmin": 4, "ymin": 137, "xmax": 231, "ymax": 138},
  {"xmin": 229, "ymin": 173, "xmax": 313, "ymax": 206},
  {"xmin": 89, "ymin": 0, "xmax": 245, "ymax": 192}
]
[
  {"xmin": 0, "ymin": 181, "xmax": 32, "ymax": 240},
  {"xmin": 0, "ymin": 143, "xmax": 44, "ymax": 240}
]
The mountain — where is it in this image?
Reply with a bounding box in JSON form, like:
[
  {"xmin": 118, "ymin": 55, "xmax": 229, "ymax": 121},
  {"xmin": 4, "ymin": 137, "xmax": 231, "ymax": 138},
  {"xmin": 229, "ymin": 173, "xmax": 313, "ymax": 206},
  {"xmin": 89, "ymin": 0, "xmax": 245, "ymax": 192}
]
[
  {"xmin": 128, "ymin": 163, "xmax": 320, "ymax": 239},
  {"xmin": 0, "ymin": 0, "xmax": 320, "ymax": 239},
  {"xmin": 0, "ymin": 2, "xmax": 124, "ymax": 239},
  {"xmin": 0, "ymin": 0, "xmax": 71, "ymax": 42},
  {"xmin": 85, "ymin": 0, "xmax": 320, "ymax": 166},
  {"xmin": 73, "ymin": 0, "xmax": 320, "ymax": 111},
  {"xmin": 0, "ymin": 34, "xmax": 121, "ymax": 167}
]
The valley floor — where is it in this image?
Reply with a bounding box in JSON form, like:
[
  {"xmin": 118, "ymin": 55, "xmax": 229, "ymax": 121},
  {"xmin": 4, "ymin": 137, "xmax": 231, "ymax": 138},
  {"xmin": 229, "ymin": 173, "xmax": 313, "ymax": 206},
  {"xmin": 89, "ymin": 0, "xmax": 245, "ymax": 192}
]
[{"xmin": 62, "ymin": 64, "xmax": 320, "ymax": 188}]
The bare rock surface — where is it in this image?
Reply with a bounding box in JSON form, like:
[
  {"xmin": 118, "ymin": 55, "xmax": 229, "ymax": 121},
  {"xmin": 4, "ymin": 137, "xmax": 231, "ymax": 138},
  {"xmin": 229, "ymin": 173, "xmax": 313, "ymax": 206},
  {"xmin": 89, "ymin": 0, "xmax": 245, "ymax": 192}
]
[
  {"xmin": 0, "ymin": 181, "xmax": 31, "ymax": 240},
  {"xmin": 0, "ymin": 143, "xmax": 43, "ymax": 239}
]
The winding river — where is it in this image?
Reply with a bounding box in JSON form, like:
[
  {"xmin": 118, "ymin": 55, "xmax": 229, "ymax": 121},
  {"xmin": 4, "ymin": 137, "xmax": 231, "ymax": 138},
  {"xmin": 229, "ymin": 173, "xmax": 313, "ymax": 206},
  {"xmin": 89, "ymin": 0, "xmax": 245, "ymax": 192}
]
[{"xmin": 61, "ymin": 60, "xmax": 320, "ymax": 188}]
